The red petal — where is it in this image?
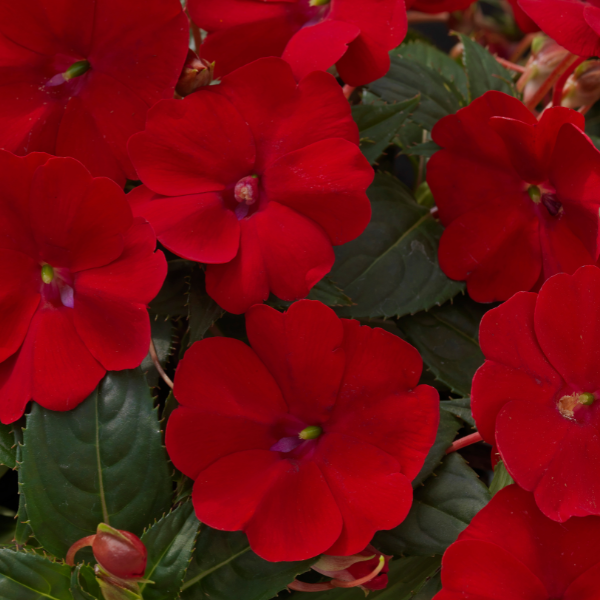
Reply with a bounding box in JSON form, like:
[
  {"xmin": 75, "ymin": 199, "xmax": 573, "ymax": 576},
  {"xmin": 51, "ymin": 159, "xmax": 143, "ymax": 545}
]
[
  {"xmin": 262, "ymin": 138, "xmax": 372, "ymax": 245},
  {"xmin": 316, "ymin": 433, "xmax": 413, "ymax": 556},
  {"xmin": 128, "ymin": 92, "xmax": 255, "ymax": 197},
  {"xmin": 564, "ymin": 562, "xmax": 600, "ymax": 600},
  {"xmin": 283, "ymin": 20, "xmax": 360, "ymax": 83},
  {"xmin": 188, "ymin": 0, "xmax": 294, "ymax": 31},
  {"xmin": 245, "ymin": 300, "xmax": 345, "ymax": 424}
]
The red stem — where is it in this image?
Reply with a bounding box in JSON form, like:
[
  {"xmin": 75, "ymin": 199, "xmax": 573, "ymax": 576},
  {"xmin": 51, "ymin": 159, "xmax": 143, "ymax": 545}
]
[
  {"xmin": 495, "ymin": 56, "xmax": 526, "ymax": 74},
  {"xmin": 66, "ymin": 535, "xmax": 96, "ymax": 566},
  {"xmin": 525, "ymin": 53, "xmax": 579, "ymax": 112},
  {"xmin": 446, "ymin": 432, "xmax": 483, "ymax": 454}
]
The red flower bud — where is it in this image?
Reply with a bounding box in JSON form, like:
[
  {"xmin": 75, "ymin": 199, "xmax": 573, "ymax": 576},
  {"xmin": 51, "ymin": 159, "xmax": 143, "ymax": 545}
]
[
  {"xmin": 175, "ymin": 49, "xmax": 214, "ymax": 97},
  {"xmin": 561, "ymin": 60, "xmax": 600, "ymax": 109}
]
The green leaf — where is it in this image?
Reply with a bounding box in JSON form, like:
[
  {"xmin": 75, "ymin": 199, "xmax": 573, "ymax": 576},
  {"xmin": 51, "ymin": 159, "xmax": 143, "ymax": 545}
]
[
  {"xmin": 180, "ymin": 529, "xmax": 314, "ymax": 600},
  {"xmin": 149, "ymin": 259, "xmax": 192, "ymax": 316},
  {"xmin": 141, "ymin": 317, "xmax": 174, "ymax": 388},
  {"xmin": 331, "ymin": 174, "xmax": 464, "ymax": 319},
  {"xmin": 489, "ymin": 460, "xmax": 515, "ymax": 496},
  {"xmin": 412, "ymin": 410, "xmax": 461, "ymax": 488},
  {"xmin": 457, "ymin": 34, "xmax": 517, "ymax": 101},
  {"xmin": 404, "ymin": 140, "xmax": 441, "ymax": 157},
  {"xmin": 140, "ymin": 502, "xmax": 199, "ymax": 600},
  {"xmin": 20, "ymin": 369, "xmax": 172, "ymax": 558},
  {"xmin": 375, "ymin": 453, "xmax": 490, "ymax": 556},
  {"xmin": 308, "ymin": 277, "xmax": 353, "ymax": 307},
  {"xmin": 70, "ymin": 565, "xmax": 102, "ymax": 600},
  {"xmin": 291, "ymin": 556, "xmax": 441, "ymax": 600},
  {"xmin": 188, "ymin": 266, "xmax": 224, "ymax": 345},
  {"xmin": 411, "ymin": 572, "xmax": 442, "ymax": 599},
  {"xmin": 0, "ymin": 423, "xmax": 16, "ymax": 469},
  {"xmin": 398, "ymin": 295, "xmax": 487, "ymax": 396},
  {"xmin": 369, "ymin": 53, "xmax": 462, "ymax": 130},
  {"xmin": 0, "ymin": 550, "xmax": 72, "ymax": 599},
  {"xmin": 352, "ymin": 96, "xmax": 420, "ymax": 164},
  {"xmin": 400, "ymin": 41, "xmax": 468, "ymax": 101},
  {"xmin": 15, "ymin": 493, "xmax": 32, "ymax": 548},
  {"xmin": 440, "ymin": 398, "xmax": 475, "ymax": 428}
]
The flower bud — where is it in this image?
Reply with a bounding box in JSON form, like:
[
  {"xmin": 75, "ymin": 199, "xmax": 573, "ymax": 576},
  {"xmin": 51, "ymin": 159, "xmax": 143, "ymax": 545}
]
[
  {"xmin": 93, "ymin": 524, "xmax": 147, "ymax": 580},
  {"xmin": 175, "ymin": 50, "xmax": 214, "ymax": 97},
  {"xmin": 561, "ymin": 60, "xmax": 600, "ymax": 109}
]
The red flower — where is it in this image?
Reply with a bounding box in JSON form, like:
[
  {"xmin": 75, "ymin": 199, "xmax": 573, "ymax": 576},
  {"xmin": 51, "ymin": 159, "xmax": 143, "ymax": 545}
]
[
  {"xmin": 0, "ymin": 152, "xmax": 166, "ymax": 424},
  {"xmin": 407, "ymin": 0, "xmax": 475, "ymax": 14},
  {"xmin": 472, "ymin": 265, "xmax": 600, "ymax": 522},
  {"xmin": 507, "ymin": 0, "xmax": 539, "ymax": 33},
  {"xmin": 165, "ymin": 300, "xmax": 439, "ymax": 561},
  {"xmin": 436, "ymin": 485, "xmax": 600, "ymax": 599},
  {"xmin": 187, "ymin": 0, "xmax": 407, "ymax": 86},
  {"xmin": 518, "ymin": 0, "xmax": 600, "ymax": 57},
  {"xmin": 0, "ymin": 0, "xmax": 189, "ymax": 185},
  {"xmin": 428, "ymin": 90, "xmax": 600, "ymax": 303},
  {"xmin": 128, "ymin": 58, "xmax": 373, "ymax": 315}
]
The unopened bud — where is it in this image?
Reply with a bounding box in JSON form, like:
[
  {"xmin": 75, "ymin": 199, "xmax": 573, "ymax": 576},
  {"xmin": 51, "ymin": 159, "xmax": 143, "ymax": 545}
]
[
  {"xmin": 176, "ymin": 50, "xmax": 214, "ymax": 97},
  {"xmin": 93, "ymin": 524, "xmax": 147, "ymax": 580},
  {"xmin": 561, "ymin": 60, "xmax": 600, "ymax": 109}
]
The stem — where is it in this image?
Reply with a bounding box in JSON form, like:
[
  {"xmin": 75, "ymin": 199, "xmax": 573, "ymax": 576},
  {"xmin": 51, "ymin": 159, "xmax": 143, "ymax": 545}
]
[
  {"xmin": 333, "ymin": 556, "xmax": 385, "ymax": 589},
  {"xmin": 525, "ymin": 53, "xmax": 579, "ymax": 112},
  {"xmin": 149, "ymin": 339, "xmax": 174, "ymax": 389},
  {"xmin": 510, "ymin": 33, "xmax": 536, "ymax": 63},
  {"xmin": 579, "ymin": 103, "xmax": 594, "ymax": 116},
  {"xmin": 446, "ymin": 432, "xmax": 483, "ymax": 454},
  {"xmin": 342, "ymin": 85, "xmax": 356, "ymax": 99},
  {"xmin": 407, "ymin": 11, "xmax": 450, "ymax": 24},
  {"xmin": 66, "ymin": 535, "xmax": 96, "ymax": 566},
  {"xmin": 495, "ymin": 56, "xmax": 526, "ymax": 74}
]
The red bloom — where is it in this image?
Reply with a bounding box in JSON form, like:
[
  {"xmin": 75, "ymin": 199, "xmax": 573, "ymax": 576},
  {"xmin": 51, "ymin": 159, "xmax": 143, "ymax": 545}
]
[
  {"xmin": 165, "ymin": 300, "xmax": 439, "ymax": 561},
  {"xmin": 472, "ymin": 265, "xmax": 600, "ymax": 522},
  {"xmin": 436, "ymin": 485, "xmax": 600, "ymax": 599},
  {"xmin": 428, "ymin": 90, "xmax": 600, "ymax": 303},
  {"xmin": 128, "ymin": 58, "xmax": 373, "ymax": 315},
  {"xmin": 518, "ymin": 0, "xmax": 600, "ymax": 57},
  {"xmin": 407, "ymin": 0, "xmax": 475, "ymax": 14},
  {"xmin": 507, "ymin": 0, "xmax": 539, "ymax": 33},
  {"xmin": 0, "ymin": 0, "xmax": 189, "ymax": 185},
  {"xmin": 187, "ymin": 0, "xmax": 407, "ymax": 86},
  {"xmin": 0, "ymin": 152, "xmax": 166, "ymax": 424}
]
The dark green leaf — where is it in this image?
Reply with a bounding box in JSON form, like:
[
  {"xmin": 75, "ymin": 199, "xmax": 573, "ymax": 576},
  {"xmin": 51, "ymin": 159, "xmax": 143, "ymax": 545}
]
[
  {"xmin": 149, "ymin": 259, "xmax": 192, "ymax": 316},
  {"xmin": 376, "ymin": 453, "xmax": 490, "ymax": 556},
  {"xmin": 15, "ymin": 493, "xmax": 32, "ymax": 547},
  {"xmin": 411, "ymin": 572, "xmax": 442, "ymax": 599},
  {"xmin": 404, "ymin": 140, "xmax": 441, "ymax": 158},
  {"xmin": 70, "ymin": 565, "xmax": 101, "ymax": 600},
  {"xmin": 141, "ymin": 317, "xmax": 174, "ymax": 388},
  {"xmin": 489, "ymin": 460, "xmax": 515, "ymax": 496},
  {"xmin": 400, "ymin": 41, "xmax": 468, "ymax": 101},
  {"xmin": 352, "ymin": 96, "xmax": 420, "ymax": 163},
  {"xmin": 369, "ymin": 53, "xmax": 462, "ymax": 130},
  {"xmin": 0, "ymin": 424, "xmax": 15, "ymax": 470},
  {"xmin": 398, "ymin": 295, "xmax": 487, "ymax": 396},
  {"xmin": 292, "ymin": 556, "xmax": 441, "ymax": 600},
  {"xmin": 440, "ymin": 398, "xmax": 475, "ymax": 428},
  {"xmin": 20, "ymin": 369, "xmax": 172, "ymax": 558},
  {"xmin": 331, "ymin": 174, "xmax": 463, "ymax": 319},
  {"xmin": 188, "ymin": 266, "xmax": 224, "ymax": 345},
  {"xmin": 140, "ymin": 502, "xmax": 199, "ymax": 600},
  {"xmin": 181, "ymin": 529, "xmax": 314, "ymax": 600},
  {"xmin": 0, "ymin": 550, "xmax": 72, "ymax": 599},
  {"xmin": 413, "ymin": 410, "xmax": 461, "ymax": 488},
  {"xmin": 457, "ymin": 34, "xmax": 517, "ymax": 101},
  {"xmin": 308, "ymin": 277, "xmax": 353, "ymax": 307}
]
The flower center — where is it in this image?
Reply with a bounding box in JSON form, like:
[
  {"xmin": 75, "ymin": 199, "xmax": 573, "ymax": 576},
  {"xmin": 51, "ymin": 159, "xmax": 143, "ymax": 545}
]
[
  {"xmin": 65, "ymin": 60, "xmax": 91, "ymax": 80},
  {"xmin": 558, "ymin": 392, "xmax": 596, "ymax": 419},
  {"xmin": 41, "ymin": 264, "xmax": 54, "ymax": 284},
  {"xmin": 234, "ymin": 175, "xmax": 259, "ymax": 206},
  {"xmin": 527, "ymin": 185, "xmax": 563, "ymax": 217},
  {"xmin": 298, "ymin": 425, "xmax": 322, "ymax": 440},
  {"xmin": 40, "ymin": 264, "xmax": 75, "ymax": 309},
  {"xmin": 309, "ymin": 0, "xmax": 330, "ymax": 5}
]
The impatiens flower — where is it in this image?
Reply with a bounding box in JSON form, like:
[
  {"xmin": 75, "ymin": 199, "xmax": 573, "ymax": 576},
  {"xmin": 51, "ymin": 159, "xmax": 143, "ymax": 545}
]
[
  {"xmin": 407, "ymin": 0, "xmax": 475, "ymax": 14},
  {"xmin": 0, "ymin": 0, "xmax": 189, "ymax": 185},
  {"xmin": 128, "ymin": 58, "xmax": 373, "ymax": 314},
  {"xmin": 436, "ymin": 485, "xmax": 600, "ymax": 599},
  {"xmin": 507, "ymin": 0, "xmax": 539, "ymax": 33},
  {"xmin": 428, "ymin": 90, "xmax": 600, "ymax": 303},
  {"xmin": 518, "ymin": 0, "xmax": 600, "ymax": 57},
  {"xmin": 289, "ymin": 544, "xmax": 391, "ymax": 592},
  {"xmin": 472, "ymin": 265, "xmax": 600, "ymax": 522},
  {"xmin": 165, "ymin": 300, "xmax": 439, "ymax": 561},
  {"xmin": 0, "ymin": 152, "xmax": 166, "ymax": 424},
  {"xmin": 187, "ymin": 0, "xmax": 407, "ymax": 86}
]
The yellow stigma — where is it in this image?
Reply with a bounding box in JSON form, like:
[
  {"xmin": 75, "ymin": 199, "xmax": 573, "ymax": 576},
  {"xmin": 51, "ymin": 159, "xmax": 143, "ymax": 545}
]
[
  {"xmin": 299, "ymin": 426, "xmax": 322, "ymax": 440},
  {"xmin": 309, "ymin": 0, "xmax": 331, "ymax": 5},
  {"xmin": 528, "ymin": 185, "xmax": 541, "ymax": 204},
  {"xmin": 41, "ymin": 264, "xmax": 54, "ymax": 284}
]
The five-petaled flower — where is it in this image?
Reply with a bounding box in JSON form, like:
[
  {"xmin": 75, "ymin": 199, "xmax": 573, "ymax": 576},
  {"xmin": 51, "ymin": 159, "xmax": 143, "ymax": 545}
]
[
  {"xmin": 436, "ymin": 485, "xmax": 600, "ymax": 599},
  {"xmin": 473, "ymin": 265, "xmax": 600, "ymax": 522},
  {"xmin": 187, "ymin": 0, "xmax": 407, "ymax": 86},
  {"xmin": 428, "ymin": 90, "xmax": 600, "ymax": 303},
  {"xmin": 165, "ymin": 300, "xmax": 439, "ymax": 561},
  {"xmin": 128, "ymin": 58, "xmax": 373, "ymax": 315},
  {"xmin": 0, "ymin": 152, "xmax": 166, "ymax": 424},
  {"xmin": 407, "ymin": 0, "xmax": 475, "ymax": 13},
  {"xmin": 0, "ymin": 0, "xmax": 189, "ymax": 185}
]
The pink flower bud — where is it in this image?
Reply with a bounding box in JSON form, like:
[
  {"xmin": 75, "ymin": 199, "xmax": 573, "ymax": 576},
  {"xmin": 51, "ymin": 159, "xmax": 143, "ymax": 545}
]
[
  {"xmin": 561, "ymin": 60, "xmax": 600, "ymax": 109},
  {"xmin": 176, "ymin": 49, "xmax": 214, "ymax": 97}
]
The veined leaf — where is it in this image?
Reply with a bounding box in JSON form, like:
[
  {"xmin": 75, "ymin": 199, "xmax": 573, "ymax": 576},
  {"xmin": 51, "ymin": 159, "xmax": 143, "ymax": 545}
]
[
  {"xmin": 0, "ymin": 423, "xmax": 16, "ymax": 470},
  {"xmin": 141, "ymin": 317, "xmax": 175, "ymax": 388},
  {"xmin": 70, "ymin": 565, "xmax": 101, "ymax": 600},
  {"xmin": 149, "ymin": 259, "xmax": 192, "ymax": 317},
  {"xmin": 440, "ymin": 398, "xmax": 475, "ymax": 428},
  {"xmin": 489, "ymin": 460, "xmax": 515, "ymax": 496}
]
